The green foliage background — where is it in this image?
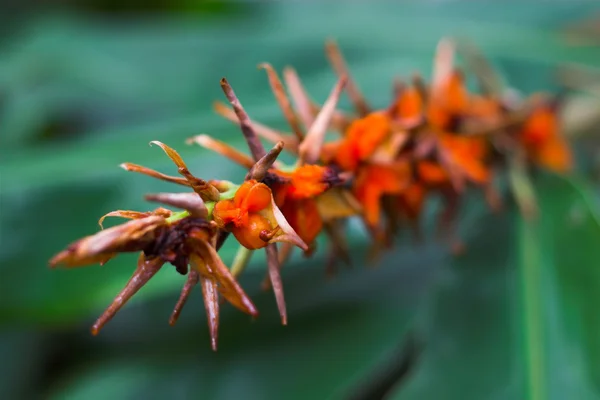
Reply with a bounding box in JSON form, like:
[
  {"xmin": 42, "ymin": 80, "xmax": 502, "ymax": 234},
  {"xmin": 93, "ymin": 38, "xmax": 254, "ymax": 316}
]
[{"xmin": 1, "ymin": 2, "xmax": 599, "ymax": 399}]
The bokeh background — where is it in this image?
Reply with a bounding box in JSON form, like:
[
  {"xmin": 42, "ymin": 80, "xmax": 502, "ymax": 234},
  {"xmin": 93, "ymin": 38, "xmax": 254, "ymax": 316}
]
[{"xmin": 1, "ymin": 1, "xmax": 600, "ymax": 399}]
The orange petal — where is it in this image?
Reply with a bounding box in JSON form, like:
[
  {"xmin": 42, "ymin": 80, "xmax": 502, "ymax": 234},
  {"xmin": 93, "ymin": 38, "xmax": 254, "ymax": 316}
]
[
  {"xmin": 231, "ymin": 213, "xmax": 272, "ymax": 250},
  {"xmin": 236, "ymin": 181, "xmax": 272, "ymax": 212},
  {"xmin": 346, "ymin": 112, "xmax": 392, "ymax": 161},
  {"xmin": 418, "ymin": 161, "xmax": 448, "ymax": 186},
  {"xmin": 521, "ymin": 106, "xmax": 557, "ymax": 147},
  {"xmin": 395, "ymin": 86, "xmax": 423, "ymax": 121},
  {"xmin": 534, "ymin": 136, "xmax": 572, "ymax": 173},
  {"xmin": 288, "ymin": 165, "xmax": 330, "ymax": 199}
]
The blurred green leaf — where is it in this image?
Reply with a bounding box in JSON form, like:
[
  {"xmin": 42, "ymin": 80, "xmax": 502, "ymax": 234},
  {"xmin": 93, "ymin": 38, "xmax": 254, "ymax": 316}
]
[{"xmin": 393, "ymin": 174, "xmax": 600, "ymax": 399}]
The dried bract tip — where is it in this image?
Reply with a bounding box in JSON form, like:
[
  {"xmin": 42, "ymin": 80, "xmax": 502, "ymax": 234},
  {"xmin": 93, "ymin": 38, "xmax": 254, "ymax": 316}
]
[
  {"xmin": 259, "ymin": 63, "xmax": 304, "ymax": 140},
  {"xmin": 299, "ymin": 76, "xmax": 348, "ymax": 165},
  {"xmin": 325, "ymin": 39, "xmax": 370, "ymax": 116},
  {"xmin": 283, "ymin": 66, "xmax": 317, "ymax": 130},
  {"xmin": 190, "ymin": 239, "xmax": 259, "ymax": 317},
  {"xmin": 98, "ymin": 210, "xmax": 167, "ymax": 229},
  {"xmin": 432, "ymin": 38, "xmax": 456, "ymax": 91},
  {"xmin": 266, "ymin": 244, "xmax": 287, "ymax": 325},
  {"xmin": 220, "ymin": 78, "xmax": 267, "ymax": 161},
  {"xmin": 187, "ymin": 134, "xmax": 254, "ymax": 169},
  {"xmin": 169, "ymin": 269, "xmax": 199, "ymax": 326},
  {"xmin": 246, "ymin": 141, "xmax": 285, "ymax": 181},
  {"xmin": 150, "ymin": 141, "xmax": 221, "ymax": 202},
  {"xmin": 50, "ymin": 216, "xmax": 167, "ymax": 268},
  {"xmin": 213, "ymin": 101, "xmax": 299, "ymax": 153},
  {"xmin": 92, "ymin": 255, "xmax": 165, "ymax": 335},
  {"xmin": 120, "ymin": 163, "xmax": 190, "ymax": 187}
]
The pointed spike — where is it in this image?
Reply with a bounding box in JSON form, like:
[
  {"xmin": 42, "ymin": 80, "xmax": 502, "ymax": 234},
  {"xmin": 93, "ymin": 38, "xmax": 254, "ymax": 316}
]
[
  {"xmin": 456, "ymin": 38, "xmax": 504, "ymax": 96},
  {"xmin": 266, "ymin": 244, "xmax": 287, "ymax": 325},
  {"xmin": 98, "ymin": 210, "xmax": 153, "ymax": 229},
  {"xmin": 246, "ymin": 141, "xmax": 285, "ymax": 181},
  {"xmin": 277, "ymin": 242, "xmax": 295, "ymax": 266},
  {"xmin": 283, "ymin": 66, "xmax": 317, "ymax": 130},
  {"xmin": 169, "ymin": 269, "xmax": 199, "ymax": 326},
  {"xmin": 213, "ymin": 101, "xmax": 299, "ymax": 153},
  {"xmin": 187, "ymin": 134, "xmax": 255, "ymax": 169},
  {"xmin": 259, "ymin": 63, "xmax": 305, "ymax": 140},
  {"xmin": 299, "ymin": 76, "xmax": 348, "ymax": 165},
  {"xmin": 148, "ymin": 141, "xmax": 220, "ymax": 202},
  {"xmin": 149, "ymin": 141, "xmax": 188, "ymax": 169},
  {"xmin": 120, "ymin": 163, "xmax": 190, "ymax": 187},
  {"xmin": 220, "ymin": 78, "xmax": 266, "ymax": 161},
  {"xmin": 192, "ymin": 241, "xmax": 259, "ymax": 317},
  {"xmin": 199, "ymin": 273, "xmax": 220, "ymax": 351},
  {"xmin": 91, "ymin": 255, "xmax": 164, "ymax": 335},
  {"xmin": 411, "ymin": 73, "xmax": 429, "ymax": 106},
  {"xmin": 432, "ymin": 38, "xmax": 456, "ymax": 91},
  {"xmin": 325, "ymin": 39, "xmax": 370, "ymax": 116}
]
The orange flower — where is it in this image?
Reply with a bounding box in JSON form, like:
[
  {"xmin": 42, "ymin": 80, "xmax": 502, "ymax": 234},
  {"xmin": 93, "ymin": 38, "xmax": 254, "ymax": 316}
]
[
  {"xmin": 280, "ymin": 198, "xmax": 323, "ymax": 247},
  {"xmin": 394, "ymin": 87, "xmax": 423, "ymax": 125},
  {"xmin": 354, "ymin": 162, "xmax": 411, "ymax": 228},
  {"xmin": 439, "ymin": 134, "xmax": 490, "ymax": 184},
  {"xmin": 519, "ymin": 105, "xmax": 572, "ymax": 173},
  {"xmin": 397, "ymin": 183, "xmax": 426, "ymax": 222},
  {"xmin": 269, "ymin": 165, "xmax": 340, "ymax": 246},
  {"xmin": 213, "ymin": 180, "xmax": 307, "ymax": 250},
  {"xmin": 331, "ymin": 112, "xmax": 392, "ymax": 171},
  {"xmin": 428, "ymin": 70, "xmax": 469, "ymax": 129},
  {"xmin": 418, "ymin": 161, "xmax": 449, "ymax": 186},
  {"xmin": 275, "ymin": 165, "xmax": 336, "ymax": 200}
]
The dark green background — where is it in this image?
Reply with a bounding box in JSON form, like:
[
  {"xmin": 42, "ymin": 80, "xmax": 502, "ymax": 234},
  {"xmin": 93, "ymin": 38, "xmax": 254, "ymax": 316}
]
[{"xmin": 1, "ymin": 2, "xmax": 599, "ymax": 399}]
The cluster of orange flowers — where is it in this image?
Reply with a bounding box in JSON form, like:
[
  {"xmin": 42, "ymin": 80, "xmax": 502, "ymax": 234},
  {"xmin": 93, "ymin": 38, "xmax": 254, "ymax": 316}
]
[{"xmin": 50, "ymin": 39, "xmax": 572, "ymax": 350}]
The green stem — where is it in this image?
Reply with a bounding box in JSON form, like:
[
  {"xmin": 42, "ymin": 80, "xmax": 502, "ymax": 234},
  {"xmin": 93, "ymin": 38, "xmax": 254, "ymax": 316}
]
[
  {"xmin": 508, "ymin": 155, "xmax": 538, "ymax": 220},
  {"xmin": 166, "ymin": 210, "xmax": 190, "ymax": 224},
  {"xmin": 519, "ymin": 219, "xmax": 546, "ymax": 400},
  {"xmin": 230, "ymin": 246, "xmax": 254, "ymax": 278}
]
